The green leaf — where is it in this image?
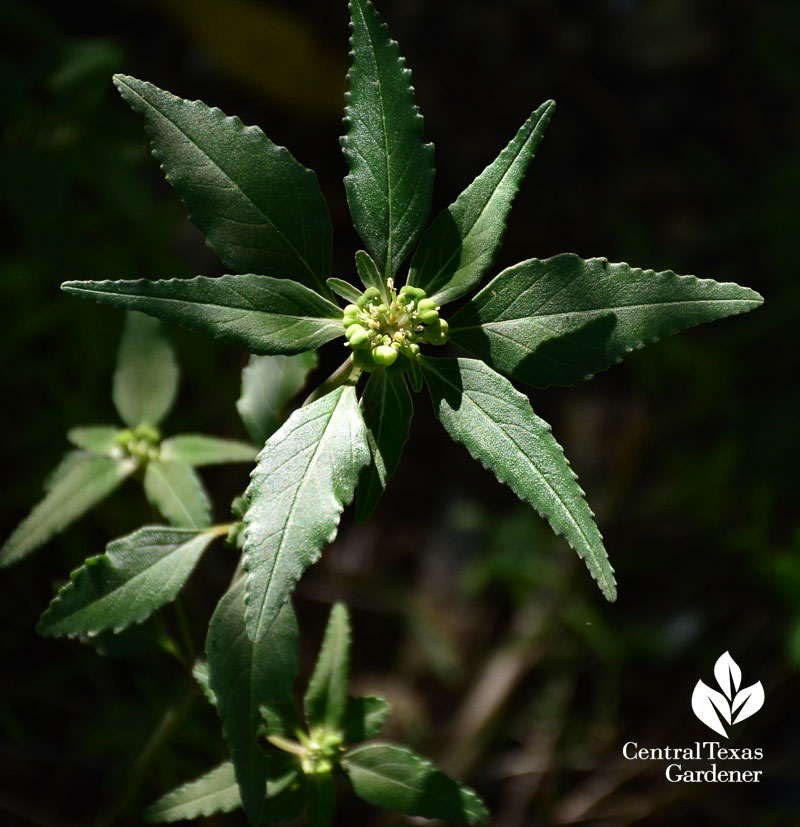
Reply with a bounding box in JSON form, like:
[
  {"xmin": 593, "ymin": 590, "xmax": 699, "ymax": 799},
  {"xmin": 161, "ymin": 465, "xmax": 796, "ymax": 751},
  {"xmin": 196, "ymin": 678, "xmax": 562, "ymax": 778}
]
[
  {"xmin": 113, "ymin": 311, "xmax": 179, "ymax": 427},
  {"xmin": 66, "ymin": 426, "xmax": 120, "ymax": 455},
  {"xmin": 62, "ymin": 275, "xmax": 344, "ymax": 356},
  {"xmin": 354, "ymin": 250, "xmax": 388, "ymax": 301},
  {"xmin": 342, "ymin": 696, "xmax": 391, "ymax": 744},
  {"xmin": 422, "ymin": 357, "xmax": 616, "ymax": 601},
  {"xmin": 192, "ymin": 659, "xmax": 217, "ymax": 707},
  {"xmin": 160, "ymin": 435, "xmax": 257, "ymax": 467},
  {"xmin": 206, "ymin": 579, "xmax": 298, "ymax": 827},
  {"xmin": 114, "ymin": 75, "xmax": 333, "ymax": 295},
  {"xmin": 144, "ymin": 460, "xmax": 212, "ymax": 528},
  {"xmin": 306, "ymin": 772, "xmax": 336, "ymax": 827},
  {"xmin": 355, "ymin": 368, "xmax": 413, "ymax": 521},
  {"xmin": 342, "ymin": 743, "xmax": 489, "ymax": 824},
  {"xmin": 37, "ymin": 527, "xmax": 216, "ymax": 638},
  {"xmin": 143, "ymin": 761, "xmax": 240, "ymax": 823},
  {"xmin": 243, "ymin": 385, "xmax": 369, "ymax": 640},
  {"xmin": 0, "ymin": 454, "xmax": 135, "ymax": 567},
  {"xmin": 237, "ymin": 351, "xmax": 318, "ymax": 446},
  {"xmin": 341, "ymin": 0, "xmax": 434, "ymax": 278},
  {"xmin": 408, "ymin": 101, "xmax": 555, "ymax": 306},
  {"xmin": 326, "ymin": 278, "xmax": 363, "ymax": 305},
  {"xmin": 450, "ymin": 254, "xmax": 765, "ymax": 387},
  {"xmin": 304, "ymin": 602, "xmax": 351, "ymax": 732}
]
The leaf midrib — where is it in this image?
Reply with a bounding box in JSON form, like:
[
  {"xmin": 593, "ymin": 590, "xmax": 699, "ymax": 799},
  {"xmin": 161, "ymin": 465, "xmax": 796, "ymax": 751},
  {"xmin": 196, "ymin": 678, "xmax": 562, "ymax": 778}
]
[
  {"xmin": 250, "ymin": 392, "xmax": 344, "ymax": 638},
  {"xmin": 428, "ymin": 361, "xmax": 612, "ymax": 595},
  {"xmin": 118, "ymin": 79, "xmax": 322, "ymax": 288},
  {"xmin": 454, "ymin": 296, "xmax": 761, "ymax": 332}
]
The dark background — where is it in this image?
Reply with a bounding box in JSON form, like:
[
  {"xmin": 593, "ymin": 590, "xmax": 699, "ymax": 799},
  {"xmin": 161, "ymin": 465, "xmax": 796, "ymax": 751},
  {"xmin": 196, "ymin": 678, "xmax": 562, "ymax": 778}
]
[{"xmin": 1, "ymin": 0, "xmax": 798, "ymax": 824}]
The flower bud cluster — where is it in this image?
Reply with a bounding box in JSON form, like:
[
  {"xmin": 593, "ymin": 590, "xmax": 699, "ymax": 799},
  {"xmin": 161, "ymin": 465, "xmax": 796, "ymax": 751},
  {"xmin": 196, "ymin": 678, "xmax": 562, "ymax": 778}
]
[
  {"xmin": 300, "ymin": 727, "xmax": 344, "ymax": 776},
  {"xmin": 113, "ymin": 424, "xmax": 161, "ymax": 464},
  {"xmin": 342, "ymin": 281, "xmax": 448, "ymax": 369}
]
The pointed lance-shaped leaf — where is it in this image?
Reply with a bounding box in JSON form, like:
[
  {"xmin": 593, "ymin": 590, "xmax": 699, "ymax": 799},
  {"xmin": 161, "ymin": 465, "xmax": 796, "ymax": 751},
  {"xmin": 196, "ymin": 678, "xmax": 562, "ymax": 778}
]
[
  {"xmin": 67, "ymin": 426, "xmax": 121, "ymax": 456},
  {"xmin": 113, "ymin": 75, "xmax": 333, "ymax": 295},
  {"xmin": 237, "ymin": 351, "xmax": 318, "ymax": 446},
  {"xmin": 0, "ymin": 454, "xmax": 136, "ymax": 568},
  {"xmin": 160, "ymin": 435, "xmax": 257, "ymax": 467},
  {"xmin": 408, "ymin": 102, "xmax": 554, "ymax": 306},
  {"xmin": 113, "ymin": 312, "xmax": 179, "ymax": 427},
  {"xmin": 143, "ymin": 761, "xmax": 240, "ymax": 823},
  {"xmin": 37, "ymin": 526, "xmax": 217, "ymax": 638},
  {"xmin": 422, "ymin": 357, "xmax": 616, "ymax": 601},
  {"xmin": 206, "ymin": 579, "xmax": 299, "ymax": 827},
  {"xmin": 243, "ymin": 386, "xmax": 369, "ymax": 641},
  {"xmin": 327, "ymin": 278, "xmax": 363, "ymax": 305},
  {"xmin": 342, "ymin": 696, "xmax": 391, "ymax": 744},
  {"xmin": 62, "ymin": 276, "xmax": 344, "ymax": 356},
  {"xmin": 342, "ymin": 743, "xmax": 489, "ymax": 824},
  {"xmin": 304, "ymin": 602, "xmax": 351, "ymax": 732},
  {"xmin": 355, "ymin": 251, "xmax": 388, "ymax": 302},
  {"xmin": 450, "ymin": 255, "xmax": 764, "ymax": 388},
  {"xmin": 342, "ymin": 0, "xmax": 434, "ymax": 278},
  {"xmin": 144, "ymin": 460, "xmax": 212, "ymax": 529},
  {"xmin": 355, "ymin": 368, "xmax": 413, "ymax": 522}
]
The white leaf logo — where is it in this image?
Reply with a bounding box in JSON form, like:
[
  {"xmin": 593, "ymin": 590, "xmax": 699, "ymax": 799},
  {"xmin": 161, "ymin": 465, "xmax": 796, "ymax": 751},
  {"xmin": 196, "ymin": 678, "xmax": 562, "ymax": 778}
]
[{"xmin": 691, "ymin": 651, "xmax": 764, "ymax": 737}]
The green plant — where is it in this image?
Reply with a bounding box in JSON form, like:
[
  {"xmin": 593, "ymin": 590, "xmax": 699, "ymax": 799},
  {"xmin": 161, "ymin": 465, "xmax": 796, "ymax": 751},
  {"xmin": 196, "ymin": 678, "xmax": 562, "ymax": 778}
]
[
  {"xmin": 24, "ymin": 0, "xmax": 763, "ymax": 823},
  {"xmin": 145, "ymin": 602, "xmax": 487, "ymax": 824},
  {"xmin": 0, "ymin": 311, "xmax": 257, "ymax": 566}
]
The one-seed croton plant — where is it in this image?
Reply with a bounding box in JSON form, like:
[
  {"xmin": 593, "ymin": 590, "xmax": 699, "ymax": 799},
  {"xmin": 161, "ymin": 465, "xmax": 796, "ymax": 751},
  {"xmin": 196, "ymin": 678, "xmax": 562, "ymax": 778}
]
[{"xmin": 24, "ymin": 0, "xmax": 764, "ymax": 822}]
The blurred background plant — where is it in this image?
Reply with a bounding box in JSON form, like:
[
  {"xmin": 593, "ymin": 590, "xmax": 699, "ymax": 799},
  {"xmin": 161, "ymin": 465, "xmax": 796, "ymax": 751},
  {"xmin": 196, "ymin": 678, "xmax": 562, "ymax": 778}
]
[{"xmin": 1, "ymin": 0, "xmax": 797, "ymax": 824}]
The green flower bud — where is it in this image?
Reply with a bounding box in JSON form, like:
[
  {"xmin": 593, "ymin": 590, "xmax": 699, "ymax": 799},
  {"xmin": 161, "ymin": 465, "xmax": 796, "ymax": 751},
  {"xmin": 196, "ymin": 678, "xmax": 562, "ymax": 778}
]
[
  {"xmin": 418, "ymin": 308, "xmax": 439, "ymax": 324},
  {"xmin": 343, "ymin": 304, "xmax": 360, "ymax": 315},
  {"xmin": 114, "ymin": 428, "xmax": 135, "ymax": 446},
  {"xmin": 357, "ymin": 287, "xmax": 380, "ymax": 307},
  {"xmin": 373, "ymin": 344, "xmax": 399, "ymax": 366},
  {"xmin": 134, "ymin": 424, "xmax": 161, "ymax": 444},
  {"xmin": 425, "ymin": 317, "xmax": 449, "ymax": 345},
  {"xmin": 402, "ymin": 342, "xmax": 420, "ymax": 359},
  {"xmin": 347, "ymin": 325, "xmax": 370, "ymax": 349},
  {"xmin": 231, "ymin": 495, "xmax": 249, "ymax": 519},
  {"xmin": 417, "ymin": 298, "xmax": 437, "ymax": 313}
]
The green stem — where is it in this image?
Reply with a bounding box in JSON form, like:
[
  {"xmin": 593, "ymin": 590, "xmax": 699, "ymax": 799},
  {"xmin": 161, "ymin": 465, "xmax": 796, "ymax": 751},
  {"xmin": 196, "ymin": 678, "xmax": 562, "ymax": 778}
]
[{"xmin": 303, "ymin": 356, "xmax": 361, "ymax": 406}]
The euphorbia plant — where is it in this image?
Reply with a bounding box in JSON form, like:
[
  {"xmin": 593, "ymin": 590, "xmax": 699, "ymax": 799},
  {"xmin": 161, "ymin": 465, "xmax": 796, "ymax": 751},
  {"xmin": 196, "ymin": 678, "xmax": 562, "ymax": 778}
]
[
  {"xmin": 30, "ymin": 0, "xmax": 762, "ymax": 822},
  {"xmin": 0, "ymin": 311, "xmax": 257, "ymax": 567}
]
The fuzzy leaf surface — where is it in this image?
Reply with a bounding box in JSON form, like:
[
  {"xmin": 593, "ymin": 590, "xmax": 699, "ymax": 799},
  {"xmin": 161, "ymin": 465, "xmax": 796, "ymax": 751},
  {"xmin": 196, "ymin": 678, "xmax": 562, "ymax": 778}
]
[
  {"xmin": 422, "ymin": 357, "xmax": 616, "ymax": 601},
  {"xmin": 62, "ymin": 276, "xmax": 343, "ymax": 355},
  {"xmin": 143, "ymin": 761, "xmax": 240, "ymax": 823},
  {"xmin": 206, "ymin": 580, "xmax": 298, "ymax": 826},
  {"xmin": 113, "ymin": 311, "xmax": 179, "ymax": 427},
  {"xmin": 66, "ymin": 426, "xmax": 120, "ymax": 455},
  {"xmin": 355, "ymin": 250, "xmax": 388, "ymax": 301},
  {"xmin": 160, "ymin": 435, "xmax": 257, "ymax": 467},
  {"xmin": 144, "ymin": 460, "xmax": 212, "ymax": 528},
  {"xmin": 37, "ymin": 527, "xmax": 215, "ymax": 638},
  {"xmin": 0, "ymin": 454, "xmax": 135, "ymax": 567},
  {"xmin": 237, "ymin": 351, "xmax": 318, "ymax": 445},
  {"xmin": 342, "ymin": 696, "xmax": 391, "ymax": 743},
  {"xmin": 327, "ymin": 278, "xmax": 363, "ymax": 305},
  {"xmin": 451, "ymin": 254, "xmax": 765, "ymax": 387},
  {"xmin": 408, "ymin": 102, "xmax": 554, "ymax": 306},
  {"xmin": 114, "ymin": 75, "xmax": 332, "ymax": 294},
  {"xmin": 342, "ymin": 743, "xmax": 489, "ymax": 824},
  {"xmin": 243, "ymin": 386, "xmax": 369, "ymax": 640},
  {"xmin": 355, "ymin": 368, "xmax": 412, "ymax": 521},
  {"xmin": 342, "ymin": 0, "xmax": 434, "ymax": 278},
  {"xmin": 304, "ymin": 602, "xmax": 351, "ymax": 732}
]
